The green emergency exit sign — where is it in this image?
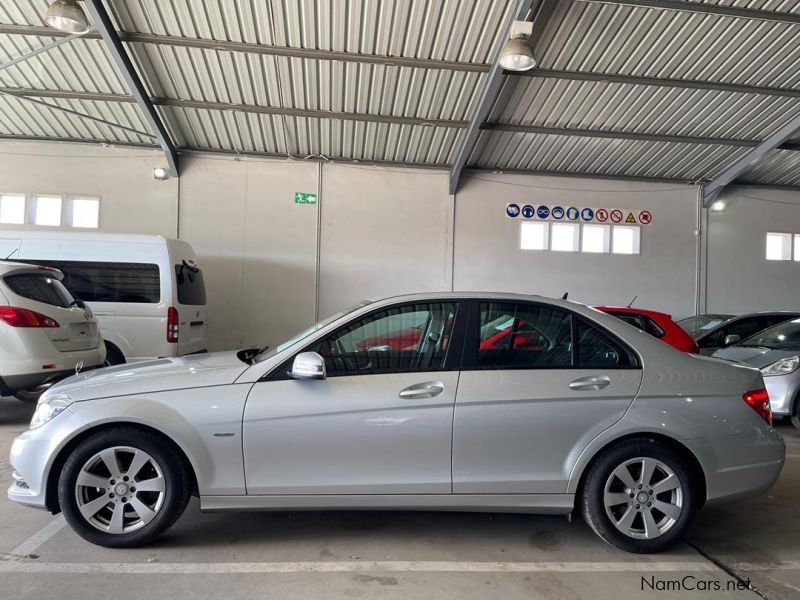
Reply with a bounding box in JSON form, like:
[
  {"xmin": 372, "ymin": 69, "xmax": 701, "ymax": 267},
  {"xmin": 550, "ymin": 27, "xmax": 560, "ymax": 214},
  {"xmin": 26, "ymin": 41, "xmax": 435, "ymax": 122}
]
[{"xmin": 294, "ymin": 192, "xmax": 317, "ymax": 205}]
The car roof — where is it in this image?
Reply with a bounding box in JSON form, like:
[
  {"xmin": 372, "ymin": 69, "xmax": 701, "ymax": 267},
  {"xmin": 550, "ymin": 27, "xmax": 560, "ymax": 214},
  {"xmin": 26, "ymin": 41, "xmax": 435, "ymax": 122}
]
[
  {"xmin": 594, "ymin": 305, "xmax": 672, "ymax": 320},
  {"xmin": 0, "ymin": 260, "xmax": 63, "ymax": 279}
]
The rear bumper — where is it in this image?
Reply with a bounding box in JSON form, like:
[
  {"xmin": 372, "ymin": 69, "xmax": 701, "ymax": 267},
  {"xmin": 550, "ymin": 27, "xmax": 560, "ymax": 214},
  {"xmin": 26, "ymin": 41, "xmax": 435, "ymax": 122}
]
[
  {"xmin": 0, "ymin": 345, "xmax": 105, "ymax": 393},
  {"xmin": 686, "ymin": 426, "xmax": 785, "ymax": 505}
]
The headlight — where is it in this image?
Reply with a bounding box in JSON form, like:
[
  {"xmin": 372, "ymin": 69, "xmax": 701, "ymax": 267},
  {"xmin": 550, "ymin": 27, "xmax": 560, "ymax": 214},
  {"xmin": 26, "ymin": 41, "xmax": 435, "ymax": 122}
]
[
  {"xmin": 30, "ymin": 394, "xmax": 73, "ymax": 429},
  {"xmin": 761, "ymin": 356, "xmax": 800, "ymax": 377}
]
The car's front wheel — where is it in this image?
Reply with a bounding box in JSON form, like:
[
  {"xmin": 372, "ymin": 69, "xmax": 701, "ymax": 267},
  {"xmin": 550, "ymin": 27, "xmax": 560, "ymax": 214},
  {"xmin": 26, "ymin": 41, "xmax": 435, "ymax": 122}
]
[
  {"xmin": 58, "ymin": 427, "xmax": 191, "ymax": 547},
  {"xmin": 581, "ymin": 439, "xmax": 697, "ymax": 553}
]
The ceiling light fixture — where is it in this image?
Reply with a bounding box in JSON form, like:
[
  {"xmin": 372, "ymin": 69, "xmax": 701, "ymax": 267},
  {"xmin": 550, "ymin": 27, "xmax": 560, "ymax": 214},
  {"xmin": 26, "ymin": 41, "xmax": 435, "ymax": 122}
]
[
  {"xmin": 45, "ymin": 0, "xmax": 91, "ymax": 34},
  {"xmin": 153, "ymin": 167, "xmax": 169, "ymax": 181},
  {"xmin": 710, "ymin": 200, "xmax": 726, "ymax": 212},
  {"xmin": 499, "ymin": 20, "xmax": 536, "ymax": 72}
]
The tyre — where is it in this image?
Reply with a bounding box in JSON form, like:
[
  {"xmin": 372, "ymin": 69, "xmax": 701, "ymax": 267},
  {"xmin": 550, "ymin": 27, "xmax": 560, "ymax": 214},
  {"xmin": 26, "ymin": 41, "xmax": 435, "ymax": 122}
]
[
  {"xmin": 58, "ymin": 427, "xmax": 191, "ymax": 547},
  {"xmin": 13, "ymin": 388, "xmax": 43, "ymax": 403},
  {"xmin": 581, "ymin": 438, "xmax": 697, "ymax": 553},
  {"xmin": 791, "ymin": 399, "xmax": 800, "ymax": 430},
  {"xmin": 103, "ymin": 343, "xmax": 125, "ymax": 366}
]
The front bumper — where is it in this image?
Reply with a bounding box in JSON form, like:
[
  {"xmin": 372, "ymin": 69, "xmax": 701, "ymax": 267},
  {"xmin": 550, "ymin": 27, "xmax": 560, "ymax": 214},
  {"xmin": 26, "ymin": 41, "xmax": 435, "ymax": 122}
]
[
  {"xmin": 7, "ymin": 408, "xmax": 86, "ymax": 511},
  {"xmin": 763, "ymin": 376, "xmax": 797, "ymax": 417},
  {"xmin": 686, "ymin": 425, "xmax": 785, "ymax": 505}
]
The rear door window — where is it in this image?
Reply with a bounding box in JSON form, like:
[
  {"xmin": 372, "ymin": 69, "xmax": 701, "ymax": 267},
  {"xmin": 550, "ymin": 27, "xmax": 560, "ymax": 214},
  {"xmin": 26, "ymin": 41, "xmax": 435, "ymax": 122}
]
[
  {"xmin": 4, "ymin": 272, "xmax": 74, "ymax": 308},
  {"xmin": 25, "ymin": 260, "xmax": 160, "ymax": 303},
  {"xmin": 575, "ymin": 319, "xmax": 637, "ymax": 368},
  {"xmin": 175, "ymin": 263, "xmax": 206, "ymax": 306}
]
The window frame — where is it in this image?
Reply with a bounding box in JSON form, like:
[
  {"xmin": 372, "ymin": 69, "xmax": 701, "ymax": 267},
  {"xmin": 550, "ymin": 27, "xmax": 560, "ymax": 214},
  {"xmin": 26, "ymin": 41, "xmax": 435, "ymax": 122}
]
[
  {"xmin": 460, "ymin": 300, "xmax": 641, "ymax": 371},
  {"xmin": 265, "ymin": 299, "xmax": 470, "ymax": 381}
]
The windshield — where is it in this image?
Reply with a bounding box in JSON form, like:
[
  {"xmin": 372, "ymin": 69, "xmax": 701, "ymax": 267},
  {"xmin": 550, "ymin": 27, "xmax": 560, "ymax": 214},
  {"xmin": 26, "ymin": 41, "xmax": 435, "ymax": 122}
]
[
  {"xmin": 740, "ymin": 318, "xmax": 800, "ymax": 350},
  {"xmin": 677, "ymin": 314, "xmax": 733, "ymax": 338},
  {"xmin": 253, "ymin": 302, "xmax": 370, "ymax": 363}
]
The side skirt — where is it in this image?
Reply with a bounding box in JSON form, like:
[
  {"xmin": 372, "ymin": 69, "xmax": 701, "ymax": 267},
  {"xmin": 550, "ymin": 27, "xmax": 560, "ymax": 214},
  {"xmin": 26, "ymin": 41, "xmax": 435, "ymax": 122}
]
[{"xmin": 200, "ymin": 494, "xmax": 574, "ymax": 514}]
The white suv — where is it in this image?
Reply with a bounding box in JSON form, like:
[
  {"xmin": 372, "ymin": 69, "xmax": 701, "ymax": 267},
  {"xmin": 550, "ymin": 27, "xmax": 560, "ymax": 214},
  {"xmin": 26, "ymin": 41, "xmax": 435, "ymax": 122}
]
[{"xmin": 0, "ymin": 262, "xmax": 105, "ymax": 402}]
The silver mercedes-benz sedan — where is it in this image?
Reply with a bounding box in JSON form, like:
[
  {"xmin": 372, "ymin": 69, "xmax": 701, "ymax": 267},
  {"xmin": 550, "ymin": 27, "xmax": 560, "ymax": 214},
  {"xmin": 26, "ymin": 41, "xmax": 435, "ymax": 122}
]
[{"xmin": 8, "ymin": 293, "xmax": 785, "ymax": 553}]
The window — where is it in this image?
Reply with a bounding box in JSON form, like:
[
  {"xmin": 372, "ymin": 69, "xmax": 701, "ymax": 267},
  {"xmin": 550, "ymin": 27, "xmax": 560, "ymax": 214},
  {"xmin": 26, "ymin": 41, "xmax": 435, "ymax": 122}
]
[
  {"xmin": 575, "ymin": 319, "xmax": 636, "ymax": 368},
  {"xmin": 312, "ymin": 302, "xmax": 457, "ymax": 376},
  {"xmin": 67, "ymin": 197, "xmax": 100, "ymax": 228},
  {"xmin": 3, "ymin": 272, "xmax": 75, "ymax": 308},
  {"xmin": 582, "ymin": 224, "xmax": 610, "ymax": 253},
  {"xmin": 25, "ymin": 260, "xmax": 160, "ymax": 303},
  {"xmin": 520, "ymin": 221, "xmax": 548, "ymax": 250},
  {"xmin": 612, "ymin": 225, "xmax": 641, "ymax": 255},
  {"xmin": 795, "ymin": 235, "xmax": 800, "ymax": 262},
  {"xmin": 476, "ymin": 302, "xmax": 572, "ymax": 368},
  {"xmin": 175, "ymin": 263, "xmax": 207, "ymax": 306},
  {"xmin": 766, "ymin": 232, "xmax": 793, "ymax": 261},
  {"xmin": 31, "ymin": 195, "xmax": 62, "ymax": 226},
  {"xmin": 550, "ymin": 223, "xmax": 579, "ymax": 252},
  {"xmin": 0, "ymin": 194, "xmax": 26, "ymax": 224},
  {"xmin": 607, "ymin": 311, "xmax": 665, "ymax": 339}
]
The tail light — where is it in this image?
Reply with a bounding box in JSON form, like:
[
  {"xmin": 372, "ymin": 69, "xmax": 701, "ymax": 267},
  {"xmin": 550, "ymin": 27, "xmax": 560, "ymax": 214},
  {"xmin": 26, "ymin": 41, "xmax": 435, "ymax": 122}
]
[
  {"xmin": 0, "ymin": 307, "xmax": 59, "ymax": 328},
  {"xmin": 167, "ymin": 307, "xmax": 179, "ymax": 343},
  {"xmin": 743, "ymin": 388, "xmax": 772, "ymax": 426}
]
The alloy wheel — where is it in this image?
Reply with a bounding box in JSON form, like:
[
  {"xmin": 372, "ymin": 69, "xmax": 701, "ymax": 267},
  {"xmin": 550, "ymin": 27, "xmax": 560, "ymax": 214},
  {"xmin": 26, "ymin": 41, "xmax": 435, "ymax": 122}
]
[
  {"xmin": 74, "ymin": 446, "xmax": 166, "ymax": 534},
  {"xmin": 603, "ymin": 456, "xmax": 683, "ymax": 540}
]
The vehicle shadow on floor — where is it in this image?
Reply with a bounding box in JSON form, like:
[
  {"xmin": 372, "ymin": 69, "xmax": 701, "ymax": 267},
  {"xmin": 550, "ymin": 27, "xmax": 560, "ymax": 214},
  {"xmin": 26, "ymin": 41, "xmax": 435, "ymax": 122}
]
[{"xmin": 0, "ymin": 397, "xmax": 35, "ymax": 425}]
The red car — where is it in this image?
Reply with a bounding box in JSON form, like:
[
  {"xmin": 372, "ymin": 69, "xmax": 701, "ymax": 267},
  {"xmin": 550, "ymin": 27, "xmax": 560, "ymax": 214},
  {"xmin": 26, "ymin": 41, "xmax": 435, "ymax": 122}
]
[{"xmin": 594, "ymin": 306, "xmax": 700, "ymax": 353}]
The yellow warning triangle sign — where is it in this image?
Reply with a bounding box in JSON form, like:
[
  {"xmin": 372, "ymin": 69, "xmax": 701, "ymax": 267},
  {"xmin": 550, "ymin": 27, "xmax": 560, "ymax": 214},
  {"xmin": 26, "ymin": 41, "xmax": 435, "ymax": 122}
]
[{"xmin": 625, "ymin": 212, "xmax": 636, "ymax": 223}]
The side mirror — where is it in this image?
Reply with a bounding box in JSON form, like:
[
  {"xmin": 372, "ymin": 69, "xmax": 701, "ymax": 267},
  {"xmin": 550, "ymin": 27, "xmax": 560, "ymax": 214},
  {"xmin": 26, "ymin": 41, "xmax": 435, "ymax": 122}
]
[
  {"xmin": 723, "ymin": 334, "xmax": 741, "ymax": 346},
  {"xmin": 289, "ymin": 352, "xmax": 326, "ymax": 380}
]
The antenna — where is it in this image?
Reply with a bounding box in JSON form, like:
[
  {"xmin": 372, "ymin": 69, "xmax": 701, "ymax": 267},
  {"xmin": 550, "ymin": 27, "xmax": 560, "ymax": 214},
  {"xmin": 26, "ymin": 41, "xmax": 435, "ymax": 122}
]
[
  {"xmin": 627, "ymin": 295, "xmax": 637, "ymax": 308},
  {"xmin": 561, "ymin": 292, "xmax": 568, "ymax": 300},
  {"xmin": 4, "ymin": 248, "xmax": 19, "ymax": 260}
]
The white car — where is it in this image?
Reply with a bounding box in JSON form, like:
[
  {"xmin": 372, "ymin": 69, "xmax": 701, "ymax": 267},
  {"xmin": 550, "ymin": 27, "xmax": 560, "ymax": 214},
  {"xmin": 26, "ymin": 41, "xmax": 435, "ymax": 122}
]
[{"xmin": 0, "ymin": 261, "xmax": 105, "ymax": 402}]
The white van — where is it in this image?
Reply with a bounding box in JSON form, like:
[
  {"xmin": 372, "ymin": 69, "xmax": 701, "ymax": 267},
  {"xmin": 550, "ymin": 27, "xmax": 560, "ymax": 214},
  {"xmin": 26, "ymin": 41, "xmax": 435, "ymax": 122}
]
[{"xmin": 0, "ymin": 232, "xmax": 208, "ymax": 364}]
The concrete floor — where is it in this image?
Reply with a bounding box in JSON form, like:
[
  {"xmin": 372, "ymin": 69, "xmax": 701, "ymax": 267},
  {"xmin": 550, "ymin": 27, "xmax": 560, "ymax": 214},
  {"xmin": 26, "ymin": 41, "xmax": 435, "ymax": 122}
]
[{"xmin": 1, "ymin": 395, "xmax": 798, "ymax": 600}]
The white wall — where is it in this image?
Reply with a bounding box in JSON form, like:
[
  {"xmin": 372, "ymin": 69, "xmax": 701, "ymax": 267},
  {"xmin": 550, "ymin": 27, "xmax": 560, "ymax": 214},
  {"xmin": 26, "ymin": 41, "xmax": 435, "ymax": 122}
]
[
  {"xmin": 2, "ymin": 140, "xmax": 799, "ymax": 354},
  {"xmin": 707, "ymin": 186, "xmax": 800, "ymax": 314},
  {"xmin": 454, "ymin": 173, "xmax": 700, "ymax": 319},
  {"xmin": 317, "ymin": 163, "xmax": 453, "ymax": 317}
]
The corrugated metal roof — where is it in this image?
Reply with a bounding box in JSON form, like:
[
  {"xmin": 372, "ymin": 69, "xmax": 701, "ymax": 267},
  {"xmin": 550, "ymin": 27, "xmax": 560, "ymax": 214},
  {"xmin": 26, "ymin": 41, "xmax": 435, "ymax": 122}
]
[
  {"xmin": 0, "ymin": 0, "xmax": 798, "ymax": 188},
  {"xmin": 738, "ymin": 148, "xmax": 800, "ymax": 186}
]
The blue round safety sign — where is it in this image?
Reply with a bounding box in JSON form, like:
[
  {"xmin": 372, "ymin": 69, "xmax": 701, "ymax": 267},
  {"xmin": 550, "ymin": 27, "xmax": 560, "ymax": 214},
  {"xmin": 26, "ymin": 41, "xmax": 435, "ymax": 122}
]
[
  {"xmin": 581, "ymin": 208, "xmax": 594, "ymax": 221},
  {"xmin": 506, "ymin": 203, "xmax": 520, "ymax": 218},
  {"xmin": 566, "ymin": 206, "xmax": 579, "ymax": 221},
  {"xmin": 536, "ymin": 205, "xmax": 550, "ymax": 219},
  {"xmin": 521, "ymin": 204, "xmax": 535, "ymax": 219},
  {"xmin": 551, "ymin": 206, "xmax": 565, "ymax": 220}
]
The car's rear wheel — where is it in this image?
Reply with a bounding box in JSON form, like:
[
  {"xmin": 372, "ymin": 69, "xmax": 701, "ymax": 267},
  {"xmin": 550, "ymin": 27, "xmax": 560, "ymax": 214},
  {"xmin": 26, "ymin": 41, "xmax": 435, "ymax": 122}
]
[
  {"xmin": 581, "ymin": 439, "xmax": 697, "ymax": 553},
  {"xmin": 58, "ymin": 427, "xmax": 190, "ymax": 547},
  {"xmin": 790, "ymin": 398, "xmax": 800, "ymax": 430},
  {"xmin": 13, "ymin": 386, "xmax": 47, "ymax": 403}
]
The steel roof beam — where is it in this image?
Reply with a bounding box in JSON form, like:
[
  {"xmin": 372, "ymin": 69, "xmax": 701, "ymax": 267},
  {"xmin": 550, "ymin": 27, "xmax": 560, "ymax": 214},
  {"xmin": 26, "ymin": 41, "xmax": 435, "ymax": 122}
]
[
  {"xmin": 83, "ymin": 0, "xmax": 179, "ymax": 177},
  {"xmin": 507, "ymin": 69, "xmax": 800, "ymax": 98},
  {"xmin": 580, "ymin": 0, "xmax": 800, "ymax": 25},
  {"xmin": 703, "ymin": 113, "xmax": 800, "ymax": 205},
  {"xmin": 0, "ymin": 24, "xmax": 490, "ymax": 73}
]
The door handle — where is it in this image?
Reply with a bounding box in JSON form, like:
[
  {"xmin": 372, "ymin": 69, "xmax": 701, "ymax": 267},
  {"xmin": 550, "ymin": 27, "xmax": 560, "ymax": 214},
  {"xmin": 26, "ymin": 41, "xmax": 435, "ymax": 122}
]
[
  {"xmin": 399, "ymin": 381, "xmax": 444, "ymax": 399},
  {"xmin": 569, "ymin": 375, "xmax": 611, "ymax": 391}
]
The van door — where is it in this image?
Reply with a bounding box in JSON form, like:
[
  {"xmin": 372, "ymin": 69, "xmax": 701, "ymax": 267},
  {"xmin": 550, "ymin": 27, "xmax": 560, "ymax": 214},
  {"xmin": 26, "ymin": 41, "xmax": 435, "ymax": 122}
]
[{"xmin": 173, "ymin": 261, "xmax": 208, "ymax": 354}]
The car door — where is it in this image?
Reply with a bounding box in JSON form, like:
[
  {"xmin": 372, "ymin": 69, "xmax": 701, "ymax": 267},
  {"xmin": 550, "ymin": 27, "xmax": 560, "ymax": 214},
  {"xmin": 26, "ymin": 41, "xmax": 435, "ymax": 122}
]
[
  {"xmin": 242, "ymin": 300, "xmax": 464, "ymax": 495},
  {"xmin": 452, "ymin": 301, "xmax": 643, "ymax": 494}
]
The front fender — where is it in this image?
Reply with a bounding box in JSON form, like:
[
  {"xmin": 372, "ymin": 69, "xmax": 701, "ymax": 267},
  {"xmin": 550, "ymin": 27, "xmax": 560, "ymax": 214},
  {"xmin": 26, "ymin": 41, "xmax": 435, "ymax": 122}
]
[{"xmin": 63, "ymin": 385, "xmax": 250, "ymax": 496}]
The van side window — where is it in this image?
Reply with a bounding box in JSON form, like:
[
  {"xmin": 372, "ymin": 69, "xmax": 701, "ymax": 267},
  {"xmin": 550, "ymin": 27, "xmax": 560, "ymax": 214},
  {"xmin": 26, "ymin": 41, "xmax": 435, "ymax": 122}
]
[{"xmin": 24, "ymin": 260, "xmax": 160, "ymax": 303}]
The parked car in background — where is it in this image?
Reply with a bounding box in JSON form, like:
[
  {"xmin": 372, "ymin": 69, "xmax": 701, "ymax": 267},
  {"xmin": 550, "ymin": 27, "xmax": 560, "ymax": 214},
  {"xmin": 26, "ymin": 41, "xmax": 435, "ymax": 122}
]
[
  {"xmin": 0, "ymin": 262, "xmax": 105, "ymax": 402},
  {"xmin": 9, "ymin": 293, "xmax": 784, "ymax": 554},
  {"xmin": 0, "ymin": 231, "xmax": 208, "ymax": 365},
  {"xmin": 714, "ymin": 318, "xmax": 800, "ymax": 429},
  {"xmin": 594, "ymin": 306, "xmax": 699, "ymax": 353},
  {"xmin": 683, "ymin": 312, "xmax": 800, "ymax": 356},
  {"xmin": 676, "ymin": 314, "xmax": 734, "ymax": 339}
]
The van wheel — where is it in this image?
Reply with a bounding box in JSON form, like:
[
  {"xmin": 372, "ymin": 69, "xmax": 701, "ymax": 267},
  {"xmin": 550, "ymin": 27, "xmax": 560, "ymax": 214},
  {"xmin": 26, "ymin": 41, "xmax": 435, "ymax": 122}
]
[
  {"xmin": 104, "ymin": 343, "xmax": 125, "ymax": 366},
  {"xmin": 581, "ymin": 439, "xmax": 697, "ymax": 553},
  {"xmin": 58, "ymin": 427, "xmax": 190, "ymax": 547}
]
